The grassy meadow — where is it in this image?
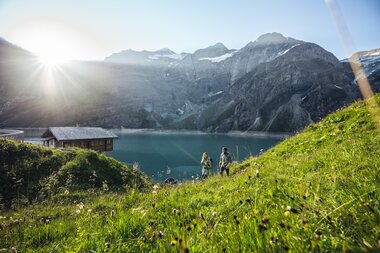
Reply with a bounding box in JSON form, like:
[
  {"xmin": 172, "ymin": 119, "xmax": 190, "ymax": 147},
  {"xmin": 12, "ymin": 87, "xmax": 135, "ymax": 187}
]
[{"xmin": 0, "ymin": 94, "xmax": 379, "ymax": 252}]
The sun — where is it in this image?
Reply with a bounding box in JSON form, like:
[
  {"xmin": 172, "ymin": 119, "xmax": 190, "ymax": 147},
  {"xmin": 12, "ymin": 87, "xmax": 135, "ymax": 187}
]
[
  {"xmin": 13, "ymin": 22, "xmax": 84, "ymax": 67},
  {"xmin": 37, "ymin": 50, "xmax": 69, "ymax": 67}
]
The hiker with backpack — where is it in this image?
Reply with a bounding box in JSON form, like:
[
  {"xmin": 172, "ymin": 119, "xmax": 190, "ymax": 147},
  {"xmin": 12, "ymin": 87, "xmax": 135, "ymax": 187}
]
[
  {"xmin": 219, "ymin": 147, "xmax": 232, "ymax": 176},
  {"xmin": 200, "ymin": 152, "xmax": 212, "ymax": 179}
]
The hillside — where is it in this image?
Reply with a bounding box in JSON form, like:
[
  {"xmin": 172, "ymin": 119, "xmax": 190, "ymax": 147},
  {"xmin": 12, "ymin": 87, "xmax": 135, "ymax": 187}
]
[
  {"xmin": 0, "ymin": 140, "xmax": 152, "ymax": 208},
  {"xmin": 0, "ymin": 94, "xmax": 379, "ymax": 252}
]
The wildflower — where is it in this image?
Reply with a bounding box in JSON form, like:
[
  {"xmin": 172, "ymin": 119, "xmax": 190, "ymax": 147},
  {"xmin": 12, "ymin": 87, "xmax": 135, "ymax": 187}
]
[
  {"xmin": 153, "ymin": 230, "xmax": 164, "ymax": 239},
  {"xmin": 284, "ymin": 211, "xmax": 290, "ymax": 217},
  {"xmin": 233, "ymin": 215, "xmax": 240, "ymax": 225},
  {"xmin": 256, "ymin": 169, "xmax": 259, "ymax": 178},
  {"xmin": 172, "ymin": 208, "xmax": 178, "ymax": 214},
  {"xmin": 280, "ymin": 222, "xmax": 291, "ymax": 230},
  {"xmin": 212, "ymin": 211, "xmax": 218, "ymax": 217},
  {"xmin": 153, "ymin": 184, "xmax": 159, "ymax": 190},
  {"xmin": 87, "ymin": 209, "xmax": 92, "ymax": 213},
  {"xmin": 64, "ymin": 189, "xmax": 70, "ymax": 195},
  {"xmin": 76, "ymin": 209, "xmax": 81, "ymax": 214},
  {"xmin": 258, "ymin": 224, "xmax": 267, "ymax": 231},
  {"xmin": 152, "ymin": 190, "xmax": 158, "ymax": 195},
  {"xmin": 270, "ymin": 236, "xmax": 279, "ymax": 244},
  {"xmin": 11, "ymin": 247, "xmax": 17, "ymax": 253},
  {"xmin": 261, "ymin": 217, "xmax": 269, "ymax": 224},
  {"xmin": 133, "ymin": 162, "xmax": 140, "ymax": 171},
  {"xmin": 78, "ymin": 202, "xmax": 84, "ymax": 210},
  {"xmin": 171, "ymin": 240, "xmax": 177, "ymax": 246},
  {"xmin": 363, "ymin": 202, "xmax": 375, "ymax": 213},
  {"xmin": 110, "ymin": 210, "xmax": 115, "ymax": 217},
  {"xmin": 102, "ymin": 180, "xmax": 109, "ymax": 192},
  {"xmin": 105, "ymin": 242, "xmax": 111, "ymax": 248}
]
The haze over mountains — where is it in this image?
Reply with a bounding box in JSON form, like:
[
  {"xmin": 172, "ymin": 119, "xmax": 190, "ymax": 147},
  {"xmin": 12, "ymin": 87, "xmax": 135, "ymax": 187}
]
[{"xmin": 0, "ymin": 33, "xmax": 379, "ymax": 132}]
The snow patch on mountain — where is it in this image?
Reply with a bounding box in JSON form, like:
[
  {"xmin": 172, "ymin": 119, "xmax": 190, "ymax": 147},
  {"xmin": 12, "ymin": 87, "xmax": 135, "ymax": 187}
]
[
  {"xmin": 277, "ymin": 44, "xmax": 300, "ymax": 57},
  {"xmin": 148, "ymin": 53, "xmax": 185, "ymax": 60},
  {"xmin": 199, "ymin": 52, "xmax": 234, "ymax": 63}
]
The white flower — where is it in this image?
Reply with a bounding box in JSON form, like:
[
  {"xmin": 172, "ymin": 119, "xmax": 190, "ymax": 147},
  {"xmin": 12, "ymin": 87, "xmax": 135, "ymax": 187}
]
[
  {"xmin": 87, "ymin": 209, "xmax": 92, "ymax": 213},
  {"xmin": 76, "ymin": 209, "xmax": 80, "ymax": 214},
  {"xmin": 78, "ymin": 202, "xmax": 84, "ymax": 210},
  {"xmin": 152, "ymin": 190, "xmax": 158, "ymax": 195},
  {"xmin": 153, "ymin": 184, "xmax": 159, "ymax": 190}
]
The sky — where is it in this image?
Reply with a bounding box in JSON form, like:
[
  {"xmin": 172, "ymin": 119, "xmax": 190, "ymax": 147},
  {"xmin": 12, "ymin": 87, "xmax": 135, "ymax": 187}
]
[{"xmin": 0, "ymin": 0, "xmax": 379, "ymax": 61}]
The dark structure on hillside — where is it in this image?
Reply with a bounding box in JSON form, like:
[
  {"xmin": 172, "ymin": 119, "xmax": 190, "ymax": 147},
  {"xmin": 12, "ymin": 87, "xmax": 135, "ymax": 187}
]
[{"xmin": 41, "ymin": 127, "xmax": 118, "ymax": 152}]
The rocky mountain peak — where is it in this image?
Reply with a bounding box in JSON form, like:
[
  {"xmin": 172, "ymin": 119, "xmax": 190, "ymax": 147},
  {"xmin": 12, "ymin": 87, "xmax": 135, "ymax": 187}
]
[
  {"xmin": 193, "ymin": 42, "xmax": 229, "ymax": 59},
  {"xmin": 255, "ymin": 32, "xmax": 288, "ymax": 44},
  {"xmin": 208, "ymin": 42, "xmax": 228, "ymax": 50},
  {"xmin": 354, "ymin": 48, "xmax": 380, "ymax": 58},
  {"xmin": 155, "ymin": 48, "xmax": 175, "ymax": 54},
  {"xmin": 246, "ymin": 32, "xmax": 299, "ymax": 47}
]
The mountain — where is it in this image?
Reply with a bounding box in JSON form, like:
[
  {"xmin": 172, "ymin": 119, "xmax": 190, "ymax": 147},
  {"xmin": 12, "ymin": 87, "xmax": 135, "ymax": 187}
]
[
  {"xmin": 341, "ymin": 48, "xmax": 380, "ymax": 94},
  {"xmin": 0, "ymin": 33, "xmax": 378, "ymax": 132}
]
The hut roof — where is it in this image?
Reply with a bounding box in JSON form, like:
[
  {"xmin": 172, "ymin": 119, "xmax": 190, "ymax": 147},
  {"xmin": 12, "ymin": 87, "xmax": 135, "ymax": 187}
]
[{"xmin": 41, "ymin": 127, "xmax": 118, "ymax": 141}]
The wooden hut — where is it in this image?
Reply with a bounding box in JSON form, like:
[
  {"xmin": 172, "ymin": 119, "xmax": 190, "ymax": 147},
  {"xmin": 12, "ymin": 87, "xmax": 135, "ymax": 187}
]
[{"xmin": 41, "ymin": 127, "xmax": 118, "ymax": 152}]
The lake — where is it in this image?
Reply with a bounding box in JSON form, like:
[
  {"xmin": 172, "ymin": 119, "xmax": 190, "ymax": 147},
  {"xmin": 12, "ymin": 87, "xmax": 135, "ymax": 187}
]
[{"xmin": 107, "ymin": 130, "xmax": 286, "ymax": 182}]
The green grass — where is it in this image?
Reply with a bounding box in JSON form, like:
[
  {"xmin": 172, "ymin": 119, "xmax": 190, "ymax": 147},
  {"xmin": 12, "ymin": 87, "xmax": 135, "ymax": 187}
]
[
  {"xmin": 1, "ymin": 95, "xmax": 380, "ymax": 252},
  {"xmin": 0, "ymin": 140, "xmax": 152, "ymax": 208}
]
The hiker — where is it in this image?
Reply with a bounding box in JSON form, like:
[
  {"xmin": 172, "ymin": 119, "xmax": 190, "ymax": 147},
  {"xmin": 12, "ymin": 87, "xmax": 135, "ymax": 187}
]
[
  {"xmin": 200, "ymin": 152, "xmax": 212, "ymax": 179},
  {"xmin": 219, "ymin": 147, "xmax": 232, "ymax": 176}
]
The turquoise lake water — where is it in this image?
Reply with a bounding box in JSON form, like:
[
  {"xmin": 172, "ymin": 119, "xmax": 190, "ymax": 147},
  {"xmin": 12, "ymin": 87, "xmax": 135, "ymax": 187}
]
[{"xmin": 107, "ymin": 130, "xmax": 285, "ymax": 182}]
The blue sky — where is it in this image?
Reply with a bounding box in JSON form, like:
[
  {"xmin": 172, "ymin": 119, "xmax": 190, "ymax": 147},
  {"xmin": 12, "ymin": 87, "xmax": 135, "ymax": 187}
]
[{"xmin": 0, "ymin": 0, "xmax": 379, "ymax": 60}]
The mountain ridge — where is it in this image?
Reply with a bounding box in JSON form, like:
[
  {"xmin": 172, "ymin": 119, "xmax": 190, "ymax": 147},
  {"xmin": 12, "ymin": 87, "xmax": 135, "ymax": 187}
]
[{"xmin": 0, "ymin": 33, "xmax": 379, "ymax": 133}]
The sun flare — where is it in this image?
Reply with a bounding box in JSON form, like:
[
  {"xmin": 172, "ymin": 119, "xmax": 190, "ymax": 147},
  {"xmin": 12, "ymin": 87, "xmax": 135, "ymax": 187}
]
[{"xmin": 12, "ymin": 22, "xmax": 85, "ymax": 67}]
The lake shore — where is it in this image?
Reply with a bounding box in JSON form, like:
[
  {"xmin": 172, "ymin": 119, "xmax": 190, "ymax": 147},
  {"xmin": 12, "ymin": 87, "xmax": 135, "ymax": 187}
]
[{"xmin": 111, "ymin": 128, "xmax": 292, "ymax": 139}]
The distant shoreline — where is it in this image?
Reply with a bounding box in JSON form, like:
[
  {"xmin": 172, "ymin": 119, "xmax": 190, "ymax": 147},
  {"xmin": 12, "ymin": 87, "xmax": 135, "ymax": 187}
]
[
  {"xmin": 111, "ymin": 128, "xmax": 291, "ymax": 139},
  {"xmin": 12, "ymin": 127, "xmax": 292, "ymax": 139}
]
